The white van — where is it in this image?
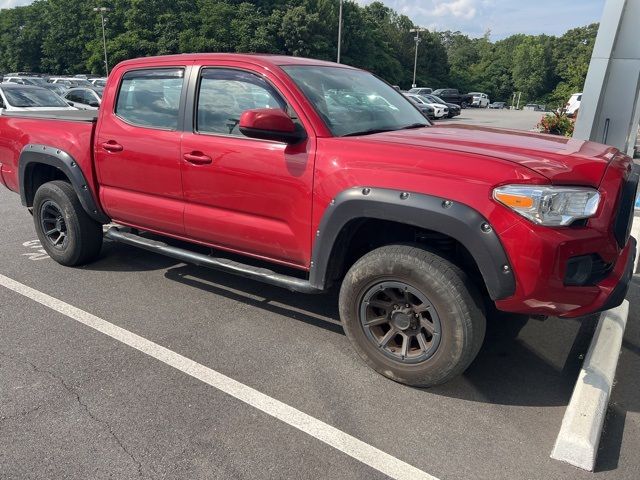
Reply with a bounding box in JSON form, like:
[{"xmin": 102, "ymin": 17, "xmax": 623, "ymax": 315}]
[{"xmin": 565, "ymin": 93, "xmax": 582, "ymax": 117}]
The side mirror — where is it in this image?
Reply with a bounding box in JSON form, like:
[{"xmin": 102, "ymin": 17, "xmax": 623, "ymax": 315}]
[
  {"xmin": 239, "ymin": 108, "xmax": 305, "ymax": 144},
  {"xmin": 66, "ymin": 101, "xmax": 74, "ymax": 106},
  {"xmin": 89, "ymin": 101, "xmax": 100, "ymax": 107}
]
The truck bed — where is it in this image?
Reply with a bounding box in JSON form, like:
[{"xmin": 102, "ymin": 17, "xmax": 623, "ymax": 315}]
[{"xmin": 1, "ymin": 110, "xmax": 98, "ymax": 122}]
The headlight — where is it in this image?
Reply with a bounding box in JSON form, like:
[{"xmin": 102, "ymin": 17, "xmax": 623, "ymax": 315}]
[{"xmin": 493, "ymin": 185, "xmax": 600, "ymax": 226}]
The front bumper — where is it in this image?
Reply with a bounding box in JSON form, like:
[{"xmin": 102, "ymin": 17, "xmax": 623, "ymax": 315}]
[
  {"xmin": 494, "ymin": 159, "xmax": 638, "ymax": 318},
  {"xmin": 495, "ymin": 231, "xmax": 636, "ymax": 318}
]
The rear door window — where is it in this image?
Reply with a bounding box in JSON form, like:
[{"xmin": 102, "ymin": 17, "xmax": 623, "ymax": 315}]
[{"xmin": 115, "ymin": 68, "xmax": 184, "ymax": 130}]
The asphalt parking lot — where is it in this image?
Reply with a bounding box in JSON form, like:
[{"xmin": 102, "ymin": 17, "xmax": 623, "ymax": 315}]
[
  {"xmin": 1, "ymin": 143, "xmax": 639, "ymax": 478},
  {"xmin": 438, "ymin": 106, "xmax": 546, "ymax": 130}
]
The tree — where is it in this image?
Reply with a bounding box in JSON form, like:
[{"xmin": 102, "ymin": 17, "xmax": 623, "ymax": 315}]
[
  {"xmin": 0, "ymin": 0, "xmax": 599, "ymax": 105},
  {"xmin": 512, "ymin": 36, "xmax": 554, "ymax": 102}
]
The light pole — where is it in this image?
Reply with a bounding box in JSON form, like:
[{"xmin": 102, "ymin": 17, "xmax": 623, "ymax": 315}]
[
  {"xmin": 337, "ymin": 0, "xmax": 344, "ymax": 63},
  {"xmin": 409, "ymin": 27, "xmax": 427, "ymax": 88},
  {"xmin": 93, "ymin": 7, "xmax": 110, "ymax": 76}
]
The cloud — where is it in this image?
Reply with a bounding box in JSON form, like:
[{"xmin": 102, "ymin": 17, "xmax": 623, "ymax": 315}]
[
  {"xmin": 356, "ymin": 0, "xmax": 604, "ymax": 39},
  {"xmin": 432, "ymin": 0, "xmax": 477, "ymax": 20},
  {"xmin": 0, "ymin": 0, "xmax": 32, "ymax": 8}
]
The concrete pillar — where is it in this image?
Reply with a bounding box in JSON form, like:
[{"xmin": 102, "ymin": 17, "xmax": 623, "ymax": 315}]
[{"xmin": 573, "ymin": 0, "xmax": 640, "ymax": 157}]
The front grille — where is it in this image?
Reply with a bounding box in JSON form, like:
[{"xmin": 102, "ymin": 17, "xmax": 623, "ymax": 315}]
[{"xmin": 613, "ymin": 164, "xmax": 639, "ymax": 248}]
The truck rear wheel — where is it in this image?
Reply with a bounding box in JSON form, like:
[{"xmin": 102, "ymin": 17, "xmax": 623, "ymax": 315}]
[
  {"xmin": 33, "ymin": 180, "xmax": 103, "ymax": 266},
  {"xmin": 339, "ymin": 245, "xmax": 486, "ymax": 387}
]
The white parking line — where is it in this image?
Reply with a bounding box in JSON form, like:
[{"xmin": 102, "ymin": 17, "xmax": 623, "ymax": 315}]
[{"xmin": 0, "ymin": 273, "xmax": 439, "ymax": 480}]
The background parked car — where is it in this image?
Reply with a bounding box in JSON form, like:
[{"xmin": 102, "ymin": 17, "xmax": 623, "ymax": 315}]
[
  {"xmin": 565, "ymin": 92, "xmax": 582, "ymax": 117},
  {"xmin": 48, "ymin": 77, "xmax": 94, "ymax": 88},
  {"xmin": 422, "ymin": 94, "xmax": 461, "ymax": 117},
  {"xmin": 489, "ymin": 101, "xmax": 506, "ymax": 109},
  {"xmin": 408, "ymin": 87, "xmax": 432, "ymax": 96},
  {"xmin": 469, "ymin": 92, "xmax": 490, "ymax": 108},
  {"xmin": 3, "ymin": 75, "xmax": 49, "ymax": 87},
  {"xmin": 524, "ymin": 104, "xmax": 546, "ymax": 112},
  {"xmin": 404, "ymin": 93, "xmax": 447, "ymax": 119},
  {"xmin": 90, "ymin": 78, "xmax": 108, "ymax": 87},
  {"xmin": 0, "ymin": 84, "xmax": 76, "ymax": 112},
  {"xmin": 431, "ymin": 88, "xmax": 474, "ymax": 108},
  {"xmin": 42, "ymin": 83, "xmax": 68, "ymax": 96},
  {"xmin": 63, "ymin": 87, "xmax": 103, "ymax": 110},
  {"xmin": 403, "ymin": 94, "xmax": 436, "ymax": 119}
]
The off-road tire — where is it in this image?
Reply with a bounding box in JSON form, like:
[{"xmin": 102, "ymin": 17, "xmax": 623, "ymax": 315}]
[
  {"xmin": 33, "ymin": 180, "xmax": 103, "ymax": 266},
  {"xmin": 339, "ymin": 245, "xmax": 486, "ymax": 387}
]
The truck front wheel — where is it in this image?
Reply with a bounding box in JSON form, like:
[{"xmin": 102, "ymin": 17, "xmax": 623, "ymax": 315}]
[
  {"xmin": 33, "ymin": 180, "xmax": 103, "ymax": 266},
  {"xmin": 339, "ymin": 245, "xmax": 486, "ymax": 387}
]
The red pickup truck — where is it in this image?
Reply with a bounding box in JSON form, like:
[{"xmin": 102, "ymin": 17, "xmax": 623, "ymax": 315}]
[{"xmin": 0, "ymin": 54, "xmax": 637, "ymax": 387}]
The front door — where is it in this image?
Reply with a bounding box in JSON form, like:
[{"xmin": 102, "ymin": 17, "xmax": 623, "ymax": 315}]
[{"xmin": 180, "ymin": 66, "xmax": 315, "ymax": 268}]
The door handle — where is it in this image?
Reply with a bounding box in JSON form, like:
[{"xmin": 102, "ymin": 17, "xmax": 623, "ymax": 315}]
[
  {"xmin": 183, "ymin": 152, "xmax": 212, "ymax": 165},
  {"xmin": 101, "ymin": 141, "xmax": 123, "ymax": 153}
]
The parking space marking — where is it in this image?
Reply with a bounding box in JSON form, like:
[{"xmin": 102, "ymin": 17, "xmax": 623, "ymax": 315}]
[{"xmin": 0, "ymin": 273, "xmax": 439, "ymax": 480}]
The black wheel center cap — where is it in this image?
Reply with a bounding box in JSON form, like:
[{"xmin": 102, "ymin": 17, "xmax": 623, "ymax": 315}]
[{"xmin": 391, "ymin": 311, "xmax": 412, "ymax": 331}]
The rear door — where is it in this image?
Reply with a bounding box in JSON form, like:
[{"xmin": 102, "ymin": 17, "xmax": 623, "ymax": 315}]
[
  {"xmin": 179, "ymin": 64, "xmax": 316, "ymax": 268},
  {"xmin": 95, "ymin": 65, "xmax": 189, "ymax": 235}
]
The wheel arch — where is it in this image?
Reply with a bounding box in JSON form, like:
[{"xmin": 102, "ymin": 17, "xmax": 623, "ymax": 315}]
[
  {"xmin": 18, "ymin": 144, "xmax": 109, "ymax": 224},
  {"xmin": 309, "ymin": 188, "xmax": 516, "ymax": 301}
]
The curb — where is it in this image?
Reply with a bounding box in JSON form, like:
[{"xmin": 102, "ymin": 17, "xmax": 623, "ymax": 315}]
[
  {"xmin": 550, "ymin": 300, "xmax": 629, "ymax": 471},
  {"xmin": 632, "ymin": 213, "xmax": 639, "ymax": 274}
]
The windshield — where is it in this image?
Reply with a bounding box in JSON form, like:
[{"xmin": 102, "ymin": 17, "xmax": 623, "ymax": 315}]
[
  {"xmin": 282, "ymin": 66, "xmax": 429, "ymax": 136},
  {"xmin": 23, "ymin": 77, "xmax": 47, "ymax": 86},
  {"xmin": 4, "ymin": 87, "xmax": 69, "ymax": 108},
  {"xmin": 428, "ymin": 95, "xmax": 447, "ymax": 104}
]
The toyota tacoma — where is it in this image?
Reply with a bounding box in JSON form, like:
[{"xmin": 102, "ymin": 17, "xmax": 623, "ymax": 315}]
[{"xmin": 0, "ymin": 54, "xmax": 637, "ymax": 387}]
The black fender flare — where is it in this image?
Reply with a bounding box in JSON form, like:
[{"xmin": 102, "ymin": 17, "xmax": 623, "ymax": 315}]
[
  {"xmin": 308, "ymin": 187, "xmax": 516, "ymax": 301},
  {"xmin": 18, "ymin": 144, "xmax": 110, "ymax": 224}
]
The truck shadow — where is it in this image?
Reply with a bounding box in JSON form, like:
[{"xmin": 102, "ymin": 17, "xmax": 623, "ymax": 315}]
[
  {"xmin": 162, "ymin": 260, "xmax": 595, "ymax": 409},
  {"xmin": 92, "ymin": 240, "xmax": 638, "ymax": 415}
]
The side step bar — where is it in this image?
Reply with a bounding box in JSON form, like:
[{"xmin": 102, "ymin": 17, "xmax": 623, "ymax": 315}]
[{"xmin": 104, "ymin": 227, "xmax": 322, "ymax": 294}]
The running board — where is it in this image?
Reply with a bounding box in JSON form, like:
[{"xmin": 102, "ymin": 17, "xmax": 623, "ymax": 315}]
[{"xmin": 104, "ymin": 227, "xmax": 321, "ymax": 294}]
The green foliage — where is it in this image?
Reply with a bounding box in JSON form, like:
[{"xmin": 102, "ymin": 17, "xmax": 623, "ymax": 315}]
[
  {"xmin": 537, "ymin": 111, "xmax": 575, "ymax": 136},
  {"xmin": 0, "ymin": 0, "xmax": 597, "ymax": 102}
]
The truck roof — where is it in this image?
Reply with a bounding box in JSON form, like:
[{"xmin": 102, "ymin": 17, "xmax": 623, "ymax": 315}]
[{"xmin": 115, "ymin": 53, "xmax": 357, "ymax": 70}]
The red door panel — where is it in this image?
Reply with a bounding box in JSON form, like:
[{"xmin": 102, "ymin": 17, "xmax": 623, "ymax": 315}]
[
  {"xmin": 181, "ymin": 134, "xmax": 315, "ymax": 267},
  {"xmin": 94, "ymin": 66, "xmax": 186, "ymax": 235},
  {"xmin": 180, "ymin": 66, "xmax": 316, "ymax": 268}
]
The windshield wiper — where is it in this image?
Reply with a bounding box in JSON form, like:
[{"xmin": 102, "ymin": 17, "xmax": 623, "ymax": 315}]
[
  {"xmin": 342, "ymin": 123, "xmax": 429, "ymax": 137},
  {"xmin": 398, "ymin": 123, "xmax": 429, "ymax": 130},
  {"xmin": 342, "ymin": 128, "xmax": 395, "ymax": 137}
]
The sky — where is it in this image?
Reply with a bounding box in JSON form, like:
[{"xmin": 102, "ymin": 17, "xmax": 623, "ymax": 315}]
[
  {"xmin": 356, "ymin": 0, "xmax": 606, "ymax": 39},
  {"xmin": 1, "ymin": 0, "xmax": 606, "ymax": 40}
]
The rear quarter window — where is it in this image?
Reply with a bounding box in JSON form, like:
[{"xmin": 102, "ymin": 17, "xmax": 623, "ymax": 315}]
[{"xmin": 115, "ymin": 68, "xmax": 184, "ymax": 130}]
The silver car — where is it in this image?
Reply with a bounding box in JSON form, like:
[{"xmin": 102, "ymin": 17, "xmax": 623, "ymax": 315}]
[
  {"xmin": 0, "ymin": 84, "xmax": 76, "ymax": 112},
  {"xmin": 63, "ymin": 87, "xmax": 103, "ymax": 110}
]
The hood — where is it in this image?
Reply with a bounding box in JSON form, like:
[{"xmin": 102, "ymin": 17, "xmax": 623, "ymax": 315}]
[{"xmin": 359, "ymin": 124, "xmax": 617, "ymax": 187}]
